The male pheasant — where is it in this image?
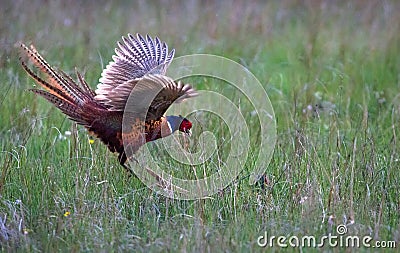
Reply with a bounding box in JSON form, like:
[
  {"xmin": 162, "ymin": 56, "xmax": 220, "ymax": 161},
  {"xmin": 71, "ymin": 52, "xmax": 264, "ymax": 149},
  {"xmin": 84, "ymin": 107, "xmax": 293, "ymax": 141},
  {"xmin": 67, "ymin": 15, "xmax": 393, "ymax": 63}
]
[{"xmin": 19, "ymin": 34, "xmax": 197, "ymax": 173}]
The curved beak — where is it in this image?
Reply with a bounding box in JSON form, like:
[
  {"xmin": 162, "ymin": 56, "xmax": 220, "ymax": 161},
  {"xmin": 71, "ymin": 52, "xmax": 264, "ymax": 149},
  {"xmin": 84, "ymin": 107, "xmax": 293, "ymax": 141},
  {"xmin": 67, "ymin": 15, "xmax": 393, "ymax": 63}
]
[{"xmin": 185, "ymin": 129, "xmax": 192, "ymax": 137}]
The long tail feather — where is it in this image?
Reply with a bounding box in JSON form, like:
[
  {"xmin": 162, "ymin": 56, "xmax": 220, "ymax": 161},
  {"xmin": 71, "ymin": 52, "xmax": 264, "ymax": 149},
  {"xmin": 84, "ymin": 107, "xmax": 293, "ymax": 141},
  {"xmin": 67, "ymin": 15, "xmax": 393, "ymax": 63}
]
[
  {"xmin": 75, "ymin": 67, "xmax": 96, "ymax": 97},
  {"xmin": 19, "ymin": 42, "xmax": 102, "ymax": 126},
  {"xmin": 30, "ymin": 89, "xmax": 87, "ymax": 125},
  {"xmin": 20, "ymin": 44, "xmax": 74, "ymax": 99},
  {"xmin": 20, "ymin": 60, "xmax": 76, "ymax": 104},
  {"xmin": 19, "ymin": 43, "xmax": 93, "ymax": 105}
]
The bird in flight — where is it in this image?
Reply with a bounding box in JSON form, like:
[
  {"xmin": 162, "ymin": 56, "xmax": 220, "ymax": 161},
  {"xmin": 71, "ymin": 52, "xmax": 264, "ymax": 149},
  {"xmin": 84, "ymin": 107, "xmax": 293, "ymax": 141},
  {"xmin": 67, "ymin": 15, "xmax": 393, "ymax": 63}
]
[{"xmin": 19, "ymin": 34, "xmax": 197, "ymax": 173}]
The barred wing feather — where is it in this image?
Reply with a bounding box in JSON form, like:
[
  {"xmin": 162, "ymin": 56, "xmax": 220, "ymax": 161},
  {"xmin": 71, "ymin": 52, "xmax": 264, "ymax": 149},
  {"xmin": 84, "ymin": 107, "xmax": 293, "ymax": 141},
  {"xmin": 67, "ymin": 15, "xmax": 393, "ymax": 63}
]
[
  {"xmin": 95, "ymin": 33, "xmax": 175, "ymax": 107},
  {"xmin": 95, "ymin": 74, "xmax": 197, "ymax": 119}
]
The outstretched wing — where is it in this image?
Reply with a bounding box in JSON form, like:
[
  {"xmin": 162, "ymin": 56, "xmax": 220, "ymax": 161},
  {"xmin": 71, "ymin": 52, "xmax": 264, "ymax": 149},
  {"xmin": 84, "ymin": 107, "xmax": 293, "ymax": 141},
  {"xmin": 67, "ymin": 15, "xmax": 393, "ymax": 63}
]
[
  {"xmin": 95, "ymin": 33, "xmax": 175, "ymax": 107},
  {"xmin": 96, "ymin": 74, "xmax": 197, "ymax": 119},
  {"xmin": 141, "ymin": 75, "xmax": 197, "ymax": 121}
]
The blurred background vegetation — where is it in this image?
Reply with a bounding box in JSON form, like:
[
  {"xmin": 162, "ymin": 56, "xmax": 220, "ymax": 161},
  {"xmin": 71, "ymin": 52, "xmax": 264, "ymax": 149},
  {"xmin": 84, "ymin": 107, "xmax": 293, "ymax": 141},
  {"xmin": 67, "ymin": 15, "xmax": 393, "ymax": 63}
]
[{"xmin": 1, "ymin": 0, "xmax": 399, "ymax": 251}]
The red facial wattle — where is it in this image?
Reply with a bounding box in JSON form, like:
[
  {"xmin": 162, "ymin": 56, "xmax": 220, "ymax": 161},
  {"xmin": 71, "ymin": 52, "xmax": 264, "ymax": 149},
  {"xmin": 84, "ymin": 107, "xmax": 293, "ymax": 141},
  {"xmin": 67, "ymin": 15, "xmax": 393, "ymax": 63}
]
[{"xmin": 179, "ymin": 118, "xmax": 192, "ymax": 134}]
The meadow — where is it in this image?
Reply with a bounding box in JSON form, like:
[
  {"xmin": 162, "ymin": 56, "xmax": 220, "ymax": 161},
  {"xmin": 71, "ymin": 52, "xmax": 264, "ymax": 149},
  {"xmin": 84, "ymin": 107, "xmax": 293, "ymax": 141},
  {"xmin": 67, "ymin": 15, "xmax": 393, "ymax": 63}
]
[{"xmin": 0, "ymin": 0, "xmax": 399, "ymax": 251}]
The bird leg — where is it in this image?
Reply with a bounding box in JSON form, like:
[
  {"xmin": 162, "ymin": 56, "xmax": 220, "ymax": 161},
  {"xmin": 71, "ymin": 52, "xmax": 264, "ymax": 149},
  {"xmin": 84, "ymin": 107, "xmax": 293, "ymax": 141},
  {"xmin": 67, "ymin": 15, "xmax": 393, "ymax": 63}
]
[
  {"xmin": 118, "ymin": 151, "xmax": 140, "ymax": 176},
  {"xmin": 118, "ymin": 151, "xmax": 133, "ymax": 175}
]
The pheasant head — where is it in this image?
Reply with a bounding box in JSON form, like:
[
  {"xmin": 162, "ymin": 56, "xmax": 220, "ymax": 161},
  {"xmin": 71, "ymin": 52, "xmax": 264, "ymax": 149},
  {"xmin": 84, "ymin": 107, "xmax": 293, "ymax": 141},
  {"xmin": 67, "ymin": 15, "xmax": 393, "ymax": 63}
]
[{"xmin": 166, "ymin": 115, "xmax": 193, "ymax": 136}]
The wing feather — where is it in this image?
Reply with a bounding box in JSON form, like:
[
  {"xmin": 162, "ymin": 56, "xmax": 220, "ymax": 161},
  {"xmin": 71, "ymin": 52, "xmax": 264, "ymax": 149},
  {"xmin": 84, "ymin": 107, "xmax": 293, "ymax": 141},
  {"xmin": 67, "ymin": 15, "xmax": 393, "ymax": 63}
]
[
  {"xmin": 131, "ymin": 75, "xmax": 197, "ymax": 121},
  {"xmin": 147, "ymin": 34, "xmax": 156, "ymax": 59},
  {"xmin": 96, "ymin": 74, "xmax": 197, "ymax": 120},
  {"xmin": 95, "ymin": 34, "xmax": 177, "ymax": 110}
]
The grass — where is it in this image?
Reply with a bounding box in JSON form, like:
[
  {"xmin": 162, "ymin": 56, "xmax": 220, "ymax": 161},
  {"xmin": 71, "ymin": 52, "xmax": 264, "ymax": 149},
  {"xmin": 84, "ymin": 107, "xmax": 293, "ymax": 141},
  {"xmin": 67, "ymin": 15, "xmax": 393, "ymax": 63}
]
[{"xmin": 1, "ymin": 0, "xmax": 399, "ymax": 251}]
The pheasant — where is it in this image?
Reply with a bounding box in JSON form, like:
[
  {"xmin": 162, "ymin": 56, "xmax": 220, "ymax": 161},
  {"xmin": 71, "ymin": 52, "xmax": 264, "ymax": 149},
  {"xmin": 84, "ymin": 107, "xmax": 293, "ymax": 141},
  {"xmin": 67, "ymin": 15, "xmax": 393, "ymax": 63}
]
[{"xmin": 19, "ymin": 34, "xmax": 197, "ymax": 173}]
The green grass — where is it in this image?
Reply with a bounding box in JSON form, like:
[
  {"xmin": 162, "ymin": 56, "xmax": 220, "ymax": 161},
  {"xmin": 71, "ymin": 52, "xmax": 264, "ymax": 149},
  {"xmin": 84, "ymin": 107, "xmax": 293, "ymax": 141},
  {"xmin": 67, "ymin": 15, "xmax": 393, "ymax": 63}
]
[{"xmin": 1, "ymin": 0, "xmax": 399, "ymax": 251}]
